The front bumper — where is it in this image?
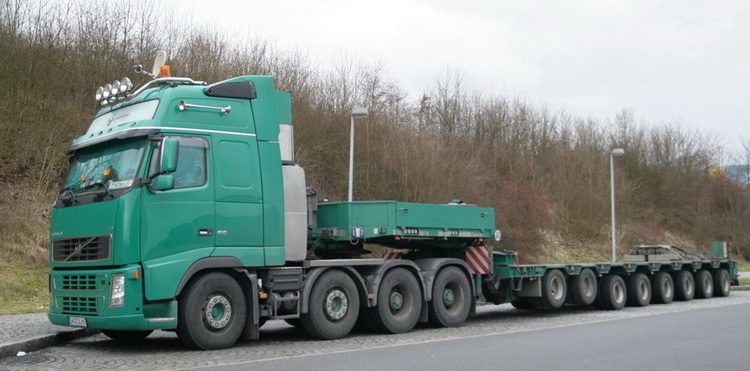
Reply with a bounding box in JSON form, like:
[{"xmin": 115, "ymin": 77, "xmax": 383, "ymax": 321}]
[{"xmin": 48, "ymin": 265, "xmax": 177, "ymax": 330}]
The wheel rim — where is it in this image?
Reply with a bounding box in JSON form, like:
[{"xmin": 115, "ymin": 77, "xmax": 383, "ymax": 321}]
[
  {"xmin": 638, "ymin": 280, "xmax": 649, "ymax": 301},
  {"xmin": 662, "ymin": 278, "xmax": 673, "ymax": 297},
  {"xmin": 685, "ymin": 277, "xmax": 694, "ymax": 295},
  {"xmin": 324, "ymin": 289, "xmax": 349, "ymax": 321},
  {"xmin": 389, "ymin": 289, "xmax": 404, "ymax": 311},
  {"xmin": 442, "ymin": 286, "xmax": 456, "ymax": 307},
  {"xmin": 614, "ymin": 282, "xmax": 625, "ymax": 303},
  {"xmin": 204, "ymin": 294, "xmax": 232, "ymax": 330},
  {"xmin": 583, "ymin": 276, "xmax": 595, "ymax": 297},
  {"xmin": 550, "ymin": 276, "xmax": 564, "ymax": 301}
]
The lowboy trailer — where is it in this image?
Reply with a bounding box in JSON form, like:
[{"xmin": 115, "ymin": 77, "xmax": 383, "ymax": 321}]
[{"xmin": 47, "ymin": 54, "xmax": 738, "ymax": 350}]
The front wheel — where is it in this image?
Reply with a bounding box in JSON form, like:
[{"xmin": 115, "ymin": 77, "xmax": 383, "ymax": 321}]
[
  {"xmin": 370, "ymin": 268, "xmax": 422, "ymax": 334},
  {"xmin": 177, "ymin": 272, "xmax": 247, "ymax": 350},
  {"xmin": 300, "ymin": 270, "xmax": 360, "ymax": 340},
  {"xmin": 428, "ymin": 266, "xmax": 471, "ymax": 327}
]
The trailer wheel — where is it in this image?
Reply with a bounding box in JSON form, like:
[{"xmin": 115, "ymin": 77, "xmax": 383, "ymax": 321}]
[
  {"xmin": 102, "ymin": 330, "xmax": 153, "ymax": 342},
  {"xmin": 177, "ymin": 272, "xmax": 246, "ymax": 350},
  {"xmin": 301, "ymin": 270, "xmax": 360, "ymax": 340},
  {"xmin": 694, "ymin": 270, "xmax": 714, "ymax": 299},
  {"xmin": 673, "ymin": 271, "xmax": 695, "ymax": 301},
  {"xmin": 569, "ymin": 268, "xmax": 597, "ymax": 305},
  {"xmin": 370, "ymin": 268, "xmax": 422, "ymax": 334},
  {"xmin": 626, "ymin": 273, "xmax": 651, "ymax": 307},
  {"xmin": 539, "ymin": 269, "xmax": 567, "ymax": 308},
  {"xmin": 651, "ymin": 272, "xmax": 674, "ymax": 304},
  {"xmin": 713, "ymin": 269, "xmax": 731, "ymax": 297},
  {"xmin": 428, "ymin": 266, "xmax": 471, "ymax": 327},
  {"xmin": 597, "ymin": 275, "xmax": 626, "ymax": 310}
]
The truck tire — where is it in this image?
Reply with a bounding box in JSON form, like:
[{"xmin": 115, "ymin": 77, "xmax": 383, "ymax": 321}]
[
  {"xmin": 568, "ymin": 268, "xmax": 597, "ymax": 305},
  {"xmin": 597, "ymin": 275, "xmax": 626, "ymax": 310},
  {"xmin": 370, "ymin": 268, "xmax": 422, "ymax": 334},
  {"xmin": 626, "ymin": 273, "xmax": 651, "ymax": 307},
  {"xmin": 694, "ymin": 270, "xmax": 714, "ymax": 299},
  {"xmin": 539, "ymin": 269, "xmax": 567, "ymax": 308},
  {"xmin": 673, "ymin": 271, "xmax": 695, "ymax": 301},
  {"xmin": 428, "ymin": 266, "xmax": 471, "ymax": 327},
  {"xmin": 177, "ymin": 272, "xmax": 247, "ymax": 350},
  {"xmin": 102, "ymin": 330, "xmax": 153, "ymax": 342},
  {"xmin": 713, "ymin": 269, "xmax": 731, "ymax": 297},
  {"xmin": 651, "ymin": 272, "xmax": 674, "ymax": 304},
  {"xmin": 300, "ymin": 270, "xmax": 360, "ymax": 340}
]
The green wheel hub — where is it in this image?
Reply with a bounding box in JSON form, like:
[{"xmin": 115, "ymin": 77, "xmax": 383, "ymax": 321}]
[
  {"xmin": 442, "ymin": 287, "xmax": 455, "ymax": 307},
  {"xmin": 389, "ymin": 290, "xmax": 404, "ymax": 311},
  {"xmin": 204, "ymin": 294, "xmax": 232, "ymax": 330}
]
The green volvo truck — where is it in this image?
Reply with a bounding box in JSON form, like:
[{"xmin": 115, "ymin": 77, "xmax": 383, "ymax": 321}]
[{"xmin": 48, "ymin": 56, "xmax": 738, "ymax": 350}]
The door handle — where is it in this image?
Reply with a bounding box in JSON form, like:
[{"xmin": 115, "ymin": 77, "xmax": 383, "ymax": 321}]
[{"xmin": 198, "ymin": 229, "xmax": 213, "ymax": 237}]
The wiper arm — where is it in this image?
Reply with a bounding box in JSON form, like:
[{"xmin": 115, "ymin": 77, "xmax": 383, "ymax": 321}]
[
  {"xmin": 60, "ymin": 187, "xmax": 79, "ymax": 204},
  {"xmin": 92, "ymin": 181, "xmax": 114, "ymax": 199}
]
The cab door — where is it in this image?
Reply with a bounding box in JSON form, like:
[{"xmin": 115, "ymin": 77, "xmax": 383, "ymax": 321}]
[{"xmin": 140, "ymin": 136, "xmax": 214, "ymax": 299}]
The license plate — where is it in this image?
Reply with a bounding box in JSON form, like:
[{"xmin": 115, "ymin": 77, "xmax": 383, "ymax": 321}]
[{"xmin": 68, "ymin": 316, "xmax": 87, "ymax": 328}]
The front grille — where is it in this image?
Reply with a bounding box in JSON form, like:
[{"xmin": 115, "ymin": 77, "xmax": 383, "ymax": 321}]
[
  {"xmin": 61, "ymin": 296, "xmax": 100, "ymax": 314},
  {"xmin": 52, "ymin": 235, "xmax": 111, "ymax": 263},
  {"xmin": 61, "ymin": 274, "xmax": 100, "ymax": 290}
]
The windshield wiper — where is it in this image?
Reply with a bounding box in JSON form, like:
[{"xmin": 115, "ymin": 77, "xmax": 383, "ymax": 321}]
[
  {"xmin": 92, "ymin": 181, "xmax": 114, "ymax": 199},
  {"xmin": 60, "ymin": 187, "xmax": 79, "ymax": 204}
]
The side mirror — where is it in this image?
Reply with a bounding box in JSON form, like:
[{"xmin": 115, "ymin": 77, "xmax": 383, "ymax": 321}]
[
  {"xmin": 154, "ymin": 174, "xmax": 174, "ymax": 191},
  {"xmin": 161, "ymin": 138, "xmax": 178, "ymax": 173}
]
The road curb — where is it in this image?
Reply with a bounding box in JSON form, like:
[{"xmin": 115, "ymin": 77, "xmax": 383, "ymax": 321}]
[{"xmin": 0, "ymin": 328, "xmax": 100, "ymax": 358}]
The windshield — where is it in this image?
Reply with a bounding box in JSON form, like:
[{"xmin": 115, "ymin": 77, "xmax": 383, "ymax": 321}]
[{"xmin": 62, "ymin": 137, "xmax": 147, "ymax": 196}]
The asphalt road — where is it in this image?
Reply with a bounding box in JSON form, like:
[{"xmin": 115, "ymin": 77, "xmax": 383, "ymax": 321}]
[{"xmin": 3, "ymin": 291, "xmax": 749, "ymax": 370}]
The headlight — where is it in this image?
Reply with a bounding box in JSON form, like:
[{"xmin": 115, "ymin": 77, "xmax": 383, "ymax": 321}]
[
  {"xmin": 110, "ymin": 273, "xmax": 125, "ymax": 308},
  {"xmin": 102, "ymin": 83, "xmax": 112, "ymax": 100},
  {"xmin": 95, "ymin": 86, "xmax": 104, "ymax": 101},
  {"xmin": 494, "ymin": 229, "xmax": 502, "ymax": 242},
  {"xmin": 111, "ymin": 80, "xmax": 120, "ymax": 96}
]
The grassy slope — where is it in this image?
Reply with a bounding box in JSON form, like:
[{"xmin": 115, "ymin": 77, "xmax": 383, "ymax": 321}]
[{"xmin": 0, "ymin": 254, "xmax": 49, "ymax": 315}]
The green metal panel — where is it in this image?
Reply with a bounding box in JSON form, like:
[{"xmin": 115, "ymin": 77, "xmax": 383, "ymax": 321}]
[
  {"xmin": 142, "ymin": 247, "xmax": 214, "ymax": 300},
  {"xmin": 315, "ymin": 201, "xmax": 496, "ymax": 250},
  {"xmin": 258, "ymin": 140, "xmax": 285, "ymax": 265}
]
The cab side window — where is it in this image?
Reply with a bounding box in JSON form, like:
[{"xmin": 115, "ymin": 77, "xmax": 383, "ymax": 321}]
[{"xmin": 150, "ymin": 136, "xmax": 208, "ymax": 189}]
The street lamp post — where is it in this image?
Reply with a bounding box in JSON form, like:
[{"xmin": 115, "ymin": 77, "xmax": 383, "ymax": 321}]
[
  {"xmin": 610, "ymin": 148, "xmax": 625, "ymax": 263},
  {"xmin": 348, "ymin": 107, "xmax": 369, "ymax": 202}
]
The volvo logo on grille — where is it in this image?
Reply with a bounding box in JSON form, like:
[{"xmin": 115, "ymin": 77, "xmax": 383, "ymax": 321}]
[{"xmin": 63, "ymin": 237, "xmax": 96, "ymax": 262}]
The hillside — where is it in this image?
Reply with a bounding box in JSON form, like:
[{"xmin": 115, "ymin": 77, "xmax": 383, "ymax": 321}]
[{"xmin": 1, "ymin": 0, "xmax": 749, "ymax": 313}]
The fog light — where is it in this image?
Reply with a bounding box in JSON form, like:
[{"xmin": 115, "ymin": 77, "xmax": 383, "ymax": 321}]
[{"xmin": 110, "ymin": 274, "xmax": 125, "ymax": 308}]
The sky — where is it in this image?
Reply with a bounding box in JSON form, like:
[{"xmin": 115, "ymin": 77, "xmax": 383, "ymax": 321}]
[{"xmin": 171, "ymin": 0, "xmax": 750, "ymax": 159}]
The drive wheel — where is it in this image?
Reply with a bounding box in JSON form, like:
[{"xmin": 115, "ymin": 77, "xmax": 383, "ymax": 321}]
[
  {"xmin": 301, "ymin": 270, "xmax": 360, "ymax": 340},
  {"xmin": 428, "ymin": 266, "xmax": 471, "ymax": 327},
  {"xmin": 626, "ymin": 273, "xmax": 651, "ymax": 307},
  {"xmin": 713, "ymin": 269, "xmax": 731, "ymax": 297},
  {"xmin": 568, "ymin": 268, "xmax": 597, "ymax": 305},
  {"xmin": 597, "ymin": 275, "xmax": 626, "ymax": 310},
  {"xmin": 651, "ymin": 272, "xmax": 674, "ymax": 304},
  {"xmin": 177, "ymin": 272, "xmax": 246, "ymax": 350},
  {"xmin": 370, "ymin": 268, "xmax": 422, "ymax": 334},
  {"xmin": 694, "ymin": 270, "xmax": 714, "ymax": 299},
  {"xmin": 102, "ymin": 330, "xmax": 153, "ymax": 342},
  {"xmin": 673, "ymin": 271, "xmax": 695, "ymax": 301}
]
